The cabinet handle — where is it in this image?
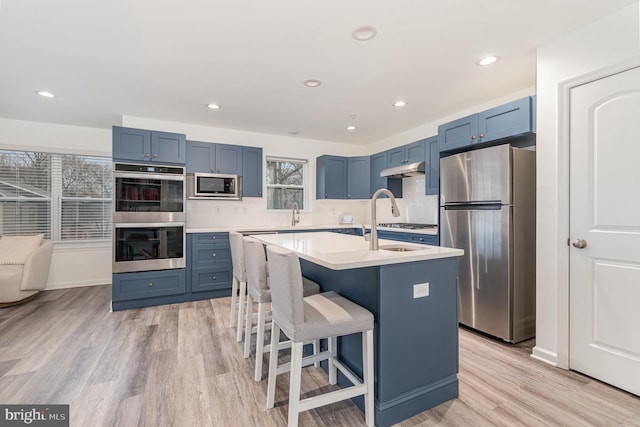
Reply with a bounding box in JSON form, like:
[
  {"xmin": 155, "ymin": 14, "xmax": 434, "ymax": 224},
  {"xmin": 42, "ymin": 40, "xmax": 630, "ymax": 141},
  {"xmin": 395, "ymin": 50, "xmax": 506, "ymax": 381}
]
[
  {"xmin": 212, "ymin": 253, "xmax": 217, "ymax": 257},
  {"xmin": 470, "ymin": 135, "xmax": 476, "ymax": 140},
  {"xmin": 212, "ymin": 276, "xmax": 217, "ymax": 281},
  {"xmin": 258, "ymin": 191, "xmax": 262, "ymax": 196},
  {"xmin": 148, "ymin": 282, "xmax": 153, "ymax": 288},
  {"xmin": 419, "ymin": 237, "xmax": 424, "ymax": 241},
  {"xmin": 325, "ymin": 193, "xmax": 328, "ymax": 198},
  {"xmin": 144, "ymin": 153, "xmax": 151, "ymax": 157},
  {"xmin": 211, "ymin": 236, "xmax": 216, "ymax": 240},
  {"xmin": 478, "ymin": 133, "xmax": 484, "ymax": 138},
  {"xmin": 153, "ymin": 153, "xmax": 158, "ymax": 158}
]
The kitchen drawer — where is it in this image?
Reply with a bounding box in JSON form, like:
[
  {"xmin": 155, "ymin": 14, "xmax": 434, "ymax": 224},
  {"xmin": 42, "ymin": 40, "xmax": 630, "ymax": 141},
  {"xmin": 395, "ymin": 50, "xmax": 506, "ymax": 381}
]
[
  {"xmin": 112, "ymin": 269, "xmax": 186, "ymax": 301},
  {"xmin": 376, "ymin": 230, "xmax": 408, "ymax": 242},
  {"xmin": 192, "ymin": 245, "xmax": 231, "ymax": 268},
  {"xmin": 192, "ymin": 267, "xmax": 232, "ymax": 292},
  {"xmin": 191, "ymin": 232, "xmax": 229, "ymax": 246},
  {"xmin": 407, "ymin": 234, "xmax": 438, "ymax": 246}
]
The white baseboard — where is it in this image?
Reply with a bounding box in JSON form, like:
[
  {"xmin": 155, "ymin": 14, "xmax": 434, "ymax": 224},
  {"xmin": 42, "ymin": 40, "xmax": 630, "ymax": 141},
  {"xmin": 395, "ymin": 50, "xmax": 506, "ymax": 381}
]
[
  {"xmin": 531, "ymin": 345, "xmax": 558, "ymax": 366},
  {"xmin": 44, "ymin": 279, "xmax": 111, "ymax": 290}
]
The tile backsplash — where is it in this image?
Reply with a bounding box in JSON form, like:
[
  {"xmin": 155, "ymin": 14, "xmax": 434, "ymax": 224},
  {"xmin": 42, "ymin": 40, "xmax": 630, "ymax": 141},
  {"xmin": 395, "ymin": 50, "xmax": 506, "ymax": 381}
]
[{"xmin": 186, "ymin": 175, "xmax": 437, "ymax": 229}]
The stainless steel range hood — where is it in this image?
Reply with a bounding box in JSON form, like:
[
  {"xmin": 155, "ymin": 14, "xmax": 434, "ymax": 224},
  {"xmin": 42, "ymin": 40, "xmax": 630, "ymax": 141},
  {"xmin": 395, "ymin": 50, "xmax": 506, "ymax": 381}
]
[{"xmin": 380, "ymin": 161, "xmax": 425, "ymax": 178}]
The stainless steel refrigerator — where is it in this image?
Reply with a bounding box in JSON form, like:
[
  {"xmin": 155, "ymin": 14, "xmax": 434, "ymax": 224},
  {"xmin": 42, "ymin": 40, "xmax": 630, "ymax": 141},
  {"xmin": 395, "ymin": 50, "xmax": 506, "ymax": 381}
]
[{"xmin": 440, "ymin": 144, "xmax": 535, "ymax": 343}]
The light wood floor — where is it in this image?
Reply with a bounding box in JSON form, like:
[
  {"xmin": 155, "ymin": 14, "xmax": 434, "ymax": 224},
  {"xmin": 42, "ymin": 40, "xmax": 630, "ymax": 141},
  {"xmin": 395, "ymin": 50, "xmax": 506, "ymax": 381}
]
[{"xmin": 0, "ymin": 285, "xmax": 638, "ymax": 427}]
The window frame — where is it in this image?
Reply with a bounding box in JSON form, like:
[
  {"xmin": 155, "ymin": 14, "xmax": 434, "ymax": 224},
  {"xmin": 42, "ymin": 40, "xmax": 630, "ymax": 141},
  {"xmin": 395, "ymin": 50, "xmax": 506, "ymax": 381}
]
[{"xmin": 265, "ymin": 156, "xmax": 308, "ymax": 211}]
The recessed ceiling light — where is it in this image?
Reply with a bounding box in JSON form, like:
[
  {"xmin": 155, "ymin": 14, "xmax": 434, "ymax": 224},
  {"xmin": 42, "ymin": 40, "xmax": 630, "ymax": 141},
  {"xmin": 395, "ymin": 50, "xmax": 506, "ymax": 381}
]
[
  {"xmin": 206, "ymin": 103, "xmax": 221, "ymax": 110},
  {"xmin": 352, "ymin": 25, "xmax": 377, "ymax": 41},
  {"xmin": 477, "ymin": 55, "xmax": 499, "ymax": 66},
  {"xmin": 303, "ymin": 79, "xmax": 322, "ymax": 88},
  {"xmin": 393, "ymin": 100, "xmax": 407, "ymax": 108},
  {"xmin": 288, "ymin": 130, "xmax": 300, "ymax": 135},
  {"xmin": 35, "ymin": 90, "xmax": 56, "ymax": 98},
  {"xmin": 346, "ymin": 125, "xmax": 357, "ymax": 131}
]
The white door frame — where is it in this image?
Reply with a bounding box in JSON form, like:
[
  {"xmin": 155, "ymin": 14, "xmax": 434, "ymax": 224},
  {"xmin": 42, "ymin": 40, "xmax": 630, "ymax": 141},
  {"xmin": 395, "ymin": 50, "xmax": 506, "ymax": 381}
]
[{"xmin": 555, "ymin": 55, "xmax": 640, "ymax": 369}]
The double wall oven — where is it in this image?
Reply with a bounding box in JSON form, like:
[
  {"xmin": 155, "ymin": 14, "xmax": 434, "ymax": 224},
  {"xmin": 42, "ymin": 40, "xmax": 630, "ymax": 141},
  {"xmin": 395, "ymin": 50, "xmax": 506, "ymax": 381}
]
[{"xmin": 112, "ymin": 163, "xmax": 186, "ymax": 273}]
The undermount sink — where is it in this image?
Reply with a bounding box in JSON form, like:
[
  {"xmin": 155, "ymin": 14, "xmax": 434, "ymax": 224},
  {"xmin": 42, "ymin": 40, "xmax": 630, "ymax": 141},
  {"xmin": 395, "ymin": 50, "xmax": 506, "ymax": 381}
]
[{"xmin": 379, "ymin": 244, "xmax": 422, "ymax": 252}]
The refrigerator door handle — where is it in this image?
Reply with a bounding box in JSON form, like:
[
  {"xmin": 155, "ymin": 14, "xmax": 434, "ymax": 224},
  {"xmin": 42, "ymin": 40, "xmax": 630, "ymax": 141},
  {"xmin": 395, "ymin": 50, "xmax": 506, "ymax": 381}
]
[{"xmin": 443, "ymin": 203, "xmax": 503, "ymax": 211}]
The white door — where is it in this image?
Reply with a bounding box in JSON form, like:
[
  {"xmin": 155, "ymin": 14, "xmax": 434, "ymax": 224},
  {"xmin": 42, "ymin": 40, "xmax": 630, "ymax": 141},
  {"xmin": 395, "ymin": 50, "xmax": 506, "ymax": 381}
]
[{"xmin": 569, "ymin": 65, "xmax": 640, "ymax": 396}]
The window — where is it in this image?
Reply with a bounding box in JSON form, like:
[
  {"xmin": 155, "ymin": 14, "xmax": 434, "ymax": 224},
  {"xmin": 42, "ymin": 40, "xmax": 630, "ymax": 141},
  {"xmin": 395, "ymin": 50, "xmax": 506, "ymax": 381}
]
[
  {"xmin": 266, "ymin": 157, "xmax": 307, "ymax": 210},
  {"xmin": 0, "ymin": 150, "xmax": 112, "ymax": 241}
]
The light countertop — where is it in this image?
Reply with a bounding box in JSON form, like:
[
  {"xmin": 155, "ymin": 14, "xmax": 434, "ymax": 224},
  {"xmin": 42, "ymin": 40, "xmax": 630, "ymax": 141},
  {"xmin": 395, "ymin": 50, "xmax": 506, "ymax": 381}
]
[{"xmin": 250, "ymin": 231, "xmax": 462, "ymax": 270}]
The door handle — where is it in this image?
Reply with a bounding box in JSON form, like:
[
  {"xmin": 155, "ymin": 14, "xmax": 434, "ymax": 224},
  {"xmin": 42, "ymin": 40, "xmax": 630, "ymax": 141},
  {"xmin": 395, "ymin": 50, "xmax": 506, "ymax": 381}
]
[{"xmin": 572, "ymin": 239, "xmax": 587, "ymax": 249}]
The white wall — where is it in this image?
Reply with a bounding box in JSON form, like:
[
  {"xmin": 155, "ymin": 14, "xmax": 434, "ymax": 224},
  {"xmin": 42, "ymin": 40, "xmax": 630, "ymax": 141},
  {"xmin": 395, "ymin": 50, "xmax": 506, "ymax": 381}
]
[{"xmin": 534, "ymin": 2, "xmax": 640, "ymax": 367}]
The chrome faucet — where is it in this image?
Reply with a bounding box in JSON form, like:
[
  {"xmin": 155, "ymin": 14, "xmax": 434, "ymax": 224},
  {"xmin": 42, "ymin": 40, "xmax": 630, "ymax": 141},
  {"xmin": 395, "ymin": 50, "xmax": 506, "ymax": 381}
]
[
  {"xmin": 367, "ymin": 189, "xmax": 400, "ymax": 250},
  {"xmin": 291, "ymin": 202, "xmax": 300, "ymax": 226}
]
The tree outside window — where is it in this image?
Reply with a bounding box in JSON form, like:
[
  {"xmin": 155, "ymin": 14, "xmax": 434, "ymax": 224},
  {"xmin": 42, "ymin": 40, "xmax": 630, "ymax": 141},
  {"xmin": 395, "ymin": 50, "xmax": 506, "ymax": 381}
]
[{"xmin": 266, "ymin": 158, "xmax": 306, "ymax": 210}]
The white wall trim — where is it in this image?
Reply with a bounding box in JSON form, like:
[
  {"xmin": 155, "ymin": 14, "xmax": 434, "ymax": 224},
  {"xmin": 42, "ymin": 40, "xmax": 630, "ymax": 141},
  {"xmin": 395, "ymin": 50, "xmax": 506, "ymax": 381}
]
[
  {"xmin": 531, "ymin": 346, "xmax": 558, "ymax": 366},
  {"xmin": 45, "ymin": 279, "xmax": 110, "ymax": 290},
  {"xmin": 556, "ymin": 55, "xmax": 640, "ymax": 370}
]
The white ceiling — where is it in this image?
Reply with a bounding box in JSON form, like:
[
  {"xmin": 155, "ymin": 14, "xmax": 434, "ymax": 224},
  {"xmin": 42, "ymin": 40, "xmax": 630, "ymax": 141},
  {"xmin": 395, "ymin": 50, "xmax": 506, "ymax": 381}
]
[{"xmin": 0, "ymin": 0, "xmax": 636, "ymax": 144}]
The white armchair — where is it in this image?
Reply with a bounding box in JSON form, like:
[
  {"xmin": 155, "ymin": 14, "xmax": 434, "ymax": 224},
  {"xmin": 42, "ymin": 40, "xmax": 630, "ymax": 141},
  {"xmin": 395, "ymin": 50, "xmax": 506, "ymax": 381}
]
[{"xmin": 0, "ymin": 237, "xmax": 53, "ymax": 307}]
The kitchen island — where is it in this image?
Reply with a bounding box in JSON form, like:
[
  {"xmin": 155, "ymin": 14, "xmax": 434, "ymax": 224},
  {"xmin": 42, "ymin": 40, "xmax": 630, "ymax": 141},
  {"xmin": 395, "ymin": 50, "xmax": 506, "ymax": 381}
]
[{"xmin": 252, "ymin": 232, "xmax": 463, "ymax": 427}]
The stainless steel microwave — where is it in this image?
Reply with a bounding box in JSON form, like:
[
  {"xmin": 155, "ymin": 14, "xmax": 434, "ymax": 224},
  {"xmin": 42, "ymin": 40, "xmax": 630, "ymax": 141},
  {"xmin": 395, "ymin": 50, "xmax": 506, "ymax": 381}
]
[{"xmin": 188, "ymin": 173, "xmax": 241, "ymax": 199}]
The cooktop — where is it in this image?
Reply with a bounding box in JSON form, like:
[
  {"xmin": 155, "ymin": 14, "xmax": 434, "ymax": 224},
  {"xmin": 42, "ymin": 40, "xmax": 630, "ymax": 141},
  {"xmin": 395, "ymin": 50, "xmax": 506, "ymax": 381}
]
[{"xmin": 377, "ymin": 223, "xmax": 437, "ymax": 230}]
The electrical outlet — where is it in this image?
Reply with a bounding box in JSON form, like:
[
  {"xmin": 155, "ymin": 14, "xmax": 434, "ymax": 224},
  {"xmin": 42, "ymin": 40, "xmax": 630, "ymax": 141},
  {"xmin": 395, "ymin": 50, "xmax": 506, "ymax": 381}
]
[{"xmin": 413, "ymin": 282, "xmax": 429, "ymax": 299}]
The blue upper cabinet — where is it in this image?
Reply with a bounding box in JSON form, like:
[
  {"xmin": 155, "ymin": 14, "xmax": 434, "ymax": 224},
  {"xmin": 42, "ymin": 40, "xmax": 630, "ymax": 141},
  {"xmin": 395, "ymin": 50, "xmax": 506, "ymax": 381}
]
[
  {"xmin": 425, "ymin": 135, "xmax": 439, "ymax": 195},
  {"xmin": 347, "ymin": 156, "xmax": 371, "ymax": 199},
  {"xmin": 186, "ymin": 140, "xmax": 216, "ymax": 173},
  {"xmin": 478, "ymin": 96, "xmax": 532, "ymax": 142},
  {"xmin": 215, "ymin": 144, "xmax": 243, "ymax": 175},
  {"xmin": 439, "ymin": 96, "xmax": 534, "ymax": 154},
  {"xmin": 387, "ymin": 140, "xmax": 425, "ymax": 167},
  {"xmin": 438, "ymin": 114, "xmax": 478, "ymax": 153},
  {"xmin": 370, "ymin": 151, "xmax": 402, "ymax": 198},
  {"xmin": 316, "ymin": 155, "xmax": 348, "ymax": 199},
  {"xmin": 186, "ymin": 141, "xmax": 243, "ymax": 175},
  {"xmin": 242, "ymin": 146, "xmax": 263, "ymax": 197},
  {"xmin": 113, "ymin": 126, "xmax": 186, "ymax": 165}
]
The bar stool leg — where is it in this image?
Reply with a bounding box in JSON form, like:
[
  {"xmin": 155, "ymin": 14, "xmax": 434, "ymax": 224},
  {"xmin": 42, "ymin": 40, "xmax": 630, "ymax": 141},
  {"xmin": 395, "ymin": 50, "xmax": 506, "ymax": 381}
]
[
  {"xmin": 328, "ymin": 336, "xmax": 338, "ymax": 385},
  {"xmin": 266, "ymin": 322, "xmax": 281, "ymax": 409},
  {"xmin": 288, "ymin": 341, "xmax": 304, "ymax": 427},
  {"xmin": 229, "ymin": 276, "xmax": 238, "ymax": 327},
  {"xmin": 243, "ymin": 295, "xmax": 254, "ymax": 358},
  {"xmin": 254, "ymin": 302, "xmax": 267, "ymax": 381},
  {"xmin": 363, "ymin": 329, "xmax": 374, "ymax": 427},
  {"xmin": 236, "ymin": 280, "xmax": 247, "ymax": 342}
]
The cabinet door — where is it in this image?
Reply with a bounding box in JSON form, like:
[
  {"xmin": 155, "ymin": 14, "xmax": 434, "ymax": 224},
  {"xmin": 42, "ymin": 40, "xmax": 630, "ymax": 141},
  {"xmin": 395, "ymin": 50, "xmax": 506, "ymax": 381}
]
[
  {"xmin": 405, "ymin": 140, "xmax": 425, "ymax": 164},
  {"xmin": 215, "ymin": 144, "xmax": 243, "ymax": 174},
  {"xmin": 242, "ymin": 146, "xmax": 263, "ymax": 197},
  {"xmin": 112, "ymin": 269, "xmax": 186, "ymax": 301},
  {"xmin": 112, "ymin": 126, "xmax": 151, "ymax": 162},
  {"xmin": 370, "ymin": 151, "xmax": 402, "ymax": 198},
  {"xmin": 316, "ymin": 155, "xmax": 348, "ymax": 199},
  {"xmin": 347, "ymin": 156, "xmax": 371, "ymax": 199},
  {"xmin": 438, "ymin": 114, "xmax": 478, "ymax": 153},
  {"xmin": 478, "ymin": 96, "xmax": 531, "ymax": 143},
  {"xmin": 151, "ymin": 131, "xmax": 186, "ymax": 164},
  {"xmin": 387, "ymin": 146, "xmax": 406, "ymax": 167},
  {"xmin": 186, "ymin": 141, "xmax": 216, "ymax": 173},
  {"xmin": 425, "ymin": 136, "xmax": 439, "ymax": 195}
]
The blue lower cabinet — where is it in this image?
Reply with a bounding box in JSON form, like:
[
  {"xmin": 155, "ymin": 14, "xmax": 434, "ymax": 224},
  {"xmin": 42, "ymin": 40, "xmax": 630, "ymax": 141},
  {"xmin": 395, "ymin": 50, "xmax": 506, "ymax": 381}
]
[
  {"xmin": 407, "ymin": 234, "xmax": 438, "ymax": 246},
  {"xmin": 192, "ymin": 266, "xmax": 232, "ymax": 292},
  {"xmin": 112, "ymin": 269, "xmax": 187, "ymax": 310},
  {"xmin": 190, "ymin": 232, "xmax": 234, "ymax": 294}
]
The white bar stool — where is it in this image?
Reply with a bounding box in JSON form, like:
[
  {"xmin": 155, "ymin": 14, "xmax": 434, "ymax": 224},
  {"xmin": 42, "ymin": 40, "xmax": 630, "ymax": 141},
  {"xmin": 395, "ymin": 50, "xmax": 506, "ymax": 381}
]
[
  {"xmin": 242, "ymin": 236, "xmax": 320, "ymax": 381},
  {"xmin": 229, "ymin": 231, "xmax": 248, "ymax": 342},
  {"xmin": 265, "ymin": 245, "xmax": 375, "ymax": 427}
]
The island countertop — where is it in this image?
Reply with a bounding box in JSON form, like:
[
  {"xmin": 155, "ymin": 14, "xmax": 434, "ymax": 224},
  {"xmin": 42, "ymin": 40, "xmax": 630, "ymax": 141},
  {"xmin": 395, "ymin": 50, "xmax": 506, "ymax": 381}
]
[{"xmin": 251, "ymin": 231, "xmax": 462, "ymax": 270}]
